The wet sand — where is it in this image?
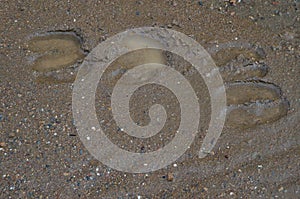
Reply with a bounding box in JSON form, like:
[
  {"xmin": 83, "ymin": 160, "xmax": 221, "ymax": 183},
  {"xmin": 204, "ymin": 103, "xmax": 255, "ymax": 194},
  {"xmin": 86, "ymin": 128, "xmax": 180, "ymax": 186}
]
[{"xmin": 0, "ymin": 0, "xmax": 299, "ymax": 198}]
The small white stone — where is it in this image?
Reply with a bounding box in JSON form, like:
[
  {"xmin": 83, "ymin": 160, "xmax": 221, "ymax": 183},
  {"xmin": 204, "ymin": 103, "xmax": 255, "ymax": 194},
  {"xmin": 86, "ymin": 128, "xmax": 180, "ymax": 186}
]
[
  {"xmin": 258, "ymin": 165, "xmax": 263, "ymax": 169},
  {"xmin": 173, "ymin": 163, "xmax": 177, "ymax": 167},
  {"xmin": 86, "ymin": 136, "xmax": 90, "ymax": 140},
  {"xmin": 278, "ymin": 187, "xmax": 284, "ymax": 192}
]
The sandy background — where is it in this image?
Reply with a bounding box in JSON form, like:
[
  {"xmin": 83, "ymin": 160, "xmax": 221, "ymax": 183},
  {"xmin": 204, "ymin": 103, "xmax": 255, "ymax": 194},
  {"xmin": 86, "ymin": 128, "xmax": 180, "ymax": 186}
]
[{"xmin": 0, "ymin": 0, "xmax": 299, "ymax": 198}]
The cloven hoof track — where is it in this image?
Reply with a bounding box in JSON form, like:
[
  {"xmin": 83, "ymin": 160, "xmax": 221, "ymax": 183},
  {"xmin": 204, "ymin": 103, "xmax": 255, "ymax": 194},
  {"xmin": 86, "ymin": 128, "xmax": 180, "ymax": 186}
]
[
  {"xmin": 211, "ymin": 46, "xmax": 289, "ymax": 129},
  {"xmin": 27, "ymin": 31, "xmax": 86, "ymax": 72}
]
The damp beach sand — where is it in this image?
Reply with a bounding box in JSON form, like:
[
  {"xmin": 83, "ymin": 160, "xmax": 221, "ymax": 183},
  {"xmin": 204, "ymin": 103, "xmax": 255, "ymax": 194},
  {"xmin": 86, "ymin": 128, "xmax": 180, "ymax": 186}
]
[{"xmin": 0, "ymin": 1, "xmax": 299, "ymax": 198}]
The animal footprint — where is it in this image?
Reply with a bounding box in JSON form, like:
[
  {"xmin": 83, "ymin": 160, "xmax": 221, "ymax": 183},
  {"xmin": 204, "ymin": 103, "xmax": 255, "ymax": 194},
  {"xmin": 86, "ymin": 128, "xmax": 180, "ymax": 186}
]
[
  {"xmin": 100, "ymin": 37, "xmax": 289, "ymax": 130},
  {"xmin": 209, "ymin": 44, "xmax": 289, "ymax": 129},
  {"xmin": 26, "ymin": 31, "xmax": 86, "ymax": 83},
  {"xmin": 26, "ymin": 31, "xmax": 289, "ymax": 129}
]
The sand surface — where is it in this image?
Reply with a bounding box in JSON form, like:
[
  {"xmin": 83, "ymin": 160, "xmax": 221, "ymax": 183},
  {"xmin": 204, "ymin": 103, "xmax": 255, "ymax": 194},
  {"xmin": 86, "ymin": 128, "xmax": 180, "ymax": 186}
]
[{"xmin": 0, "ymin": 0, "xmax": 299, "ymax": 198}]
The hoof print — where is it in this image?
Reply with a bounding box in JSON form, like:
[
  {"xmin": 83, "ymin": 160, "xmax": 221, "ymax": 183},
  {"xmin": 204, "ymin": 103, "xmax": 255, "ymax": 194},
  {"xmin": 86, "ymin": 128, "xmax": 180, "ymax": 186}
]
[
  {"xmin": 211, "ymin": 46, "xmax": 265, "ymax": 67},
  {"xmin": 225, "ymin": 80, "xmax": 289, "ymax": 129},
  {"xmin": 26, "ymin": 31, "xmax": 86, "ymax": 84},
  {"xmin": 27, "ymin": 31, "xmax": 85, "ymax": 72},
  {"xmin": 209, "ymin": 42, "xmax": 289, "ymax": 129},
  {"xmin": 220, "ymin": 62, "xmax": 268, "ymax": 82},
  {"xmin": 226, "ymin": 81, "xmax": 282, "ymax": 105},
  {"xmin": 226, "ymin": 98, "xmax": 289, "ymax": 129}
]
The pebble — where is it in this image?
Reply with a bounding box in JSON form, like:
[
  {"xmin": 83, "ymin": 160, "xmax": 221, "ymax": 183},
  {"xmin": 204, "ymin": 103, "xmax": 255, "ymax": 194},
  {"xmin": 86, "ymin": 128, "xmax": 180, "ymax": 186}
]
[
  {"xmin": 171, "ymin": 19, "xmax": 179, "ymax": 27},
  {"xmin": 167, "ymin": 172, "xmax": 174, "ymax": 181},
  {"xmin": 258, "ymin": 165, "xmax": 263, "ymax": 169},
  {"xmin": 8, "ymin": 132, "xmax": 15, "ymax": 138},
  {"xmin": 0, "ymin": 142, "xmax": 6, "ymax": 148}
]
